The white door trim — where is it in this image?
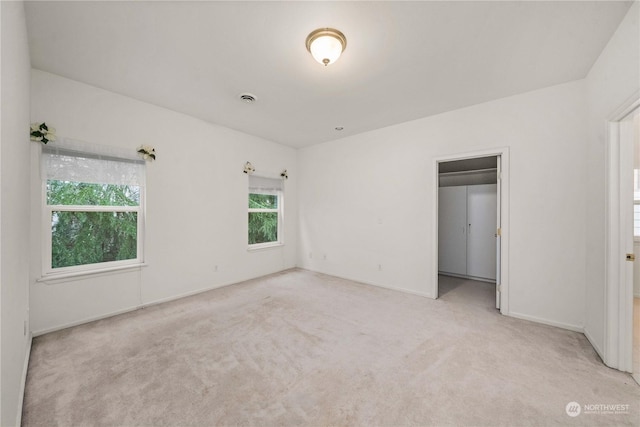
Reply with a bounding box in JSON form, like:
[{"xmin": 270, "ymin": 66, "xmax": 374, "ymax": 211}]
[
  {"xmin": 605, "ymin": 93, "xmax": 640, "ymax": 372},
  {"xmin": 433, "ymin": 147, "xmax": 510, "ymax": 315}
]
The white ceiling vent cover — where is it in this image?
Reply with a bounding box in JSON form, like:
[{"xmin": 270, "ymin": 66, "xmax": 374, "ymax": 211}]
[{"xmin": 239, "ymin": 93, "xmax": 257, "ymax": 103}]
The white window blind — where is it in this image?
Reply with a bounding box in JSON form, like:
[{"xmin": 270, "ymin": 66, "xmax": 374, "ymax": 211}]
[
  {"xmin": 41, "ymin": 139, "xmax": 144, "ymax": 186},
  {"xmin": 40, "ymin": 139, "xmax": 146, "ymax": 275},
  {"xmin": 248, "ymin": 175, "xmax": 283, "ymax": 194}
]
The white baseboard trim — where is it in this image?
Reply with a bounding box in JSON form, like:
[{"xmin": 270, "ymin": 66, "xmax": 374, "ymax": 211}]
[
  {"xmin": 32, "ymin": 268, "xmax": 295, "ymax": 337},
  {"xmin": 33, "ymin": 306, "xmax": 141, "ymax": 337},
  {"xmin": 140, "ymin": 275, "xmax": 266, "ymax": 308},
  {"xmin": 298, "ymin": 267, "xmax": 434, "ymax": 299},
  {"xmin": 584, "ymin": 327, "xmax": 605, "ymax": 362},
  {"xmin": 17, "ymin": 333, "xmax": 33, "ymax": 427},
  {"xmin": 507, "ymin": 311, "xmax": 584, "ymax": 333},
  {"xmin": 305, "ymin": 268, "xmax": 585, "ymax": 333}
]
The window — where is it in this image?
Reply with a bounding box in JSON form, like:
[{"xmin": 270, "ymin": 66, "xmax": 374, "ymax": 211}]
[
  {"xmin": 42, "ymin": 143, "xmax": 145, "ymax": 275},
  {"xmin": 248, "ymin": 175, "xmax": 283, "ymax": 248}
]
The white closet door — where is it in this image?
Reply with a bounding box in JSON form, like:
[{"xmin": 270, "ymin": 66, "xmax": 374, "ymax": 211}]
[
  {"xmin": 467, "ymin": 184, "xmax": 497, "ymax": 280},
  {"xmin": 438, "ymin": 186, "xmax": 467, "ymax": 275}
]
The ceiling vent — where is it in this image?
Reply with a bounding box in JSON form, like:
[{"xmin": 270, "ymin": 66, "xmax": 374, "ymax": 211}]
[{"xmin": 239, "ymin": 93, "xmax": 257, "ymax": 103}]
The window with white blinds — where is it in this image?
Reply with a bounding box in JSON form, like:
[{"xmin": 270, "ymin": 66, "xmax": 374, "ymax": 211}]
[
  {"xmin": 248, "ymin": 175, "xmax": 283, "ymax": 248},
  {"xmin": 41, "ymin": 140, "xmax": 145, "ymax": 275}
]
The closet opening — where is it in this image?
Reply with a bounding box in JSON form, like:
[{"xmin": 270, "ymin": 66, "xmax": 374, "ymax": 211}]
[{"xmin": 436, "ymin": 155, "xmax": 501, "ymax": 310}]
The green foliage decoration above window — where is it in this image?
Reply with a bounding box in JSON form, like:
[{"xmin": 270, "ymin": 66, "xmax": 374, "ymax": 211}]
[{"xmin": 30, "ymin": 122, "xmax": 56, "ymax": 144}]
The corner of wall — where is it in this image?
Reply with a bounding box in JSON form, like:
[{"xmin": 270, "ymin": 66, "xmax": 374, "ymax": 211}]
[{"xmin": 1, "ymin": 0, "xmax": 33, "ymax": 425}]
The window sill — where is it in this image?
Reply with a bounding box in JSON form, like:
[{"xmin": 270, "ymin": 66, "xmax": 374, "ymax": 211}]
[
  {"xmin": 248, "ymin": 242, "xmax": 284, "ymax": 252},
  {"xmin": 37, "ymin": 263, "xmax": 147, "ymax": 284}
]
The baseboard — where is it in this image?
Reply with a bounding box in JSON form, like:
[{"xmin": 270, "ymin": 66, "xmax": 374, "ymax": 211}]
[
  {"xmin": 507, "ymin": 311, "xmax": 584, "ymax": 333},
  {"xmin": 16, "ymin": 333, "xmax": 33, "ymax": 427},
  {"xmin": 298, "ymin": 267, "xmax": 434, "ymax": 299},
  {"xmin": 584, "ymin": 326, "xmax": 605, "ymax": 362},
  {"xmin": 140, "ymin": 275, "xmax": 264, "ymax": 308},
  {"xmin": 33, "ymin": 306, "xmax": 142, "ymax": 337},
  {"xmin": 305, "ymin": 269, "xmax": 584, "ymax": 333},
  {"xmin": 32, "ymin": 268, "xmax": 296, "ymax": 337}
]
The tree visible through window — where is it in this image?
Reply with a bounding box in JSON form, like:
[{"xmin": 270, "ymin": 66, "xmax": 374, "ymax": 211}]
[
  {"xmin": 48, "ymin": 181, "xmax": 140, "ymax": 268},
  {"xmin": 248, "ymin": 175, "xmax": 283, "ymax": 247},
  {"xmin": 42, "ymin": 143, "xmax": 145, "ymax": 274},
  {"xmin": 248, "ymin": 193, "xmax": 278, "ymax": 244}
]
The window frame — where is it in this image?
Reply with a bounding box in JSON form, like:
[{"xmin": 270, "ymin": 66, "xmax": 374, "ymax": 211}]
[
  {"xmin": 248, "ymin": 184, "xmax": 284, "ymax": 250},
  {"xmin": 42, "ymin": 180, "xmax": 145, "ymax": 278}
]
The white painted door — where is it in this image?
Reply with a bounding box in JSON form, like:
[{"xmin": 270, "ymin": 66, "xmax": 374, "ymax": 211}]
[
  {"xmin": 438, "ymin": 186, "xmax": 467, "ymax": 276},
  {"xmin": 620, "ymin": 110, "xmax": 636, "ymax": 373},
  {"xmin": 467, "ymin": 184, "xmax": 497, "ymax": 280}
]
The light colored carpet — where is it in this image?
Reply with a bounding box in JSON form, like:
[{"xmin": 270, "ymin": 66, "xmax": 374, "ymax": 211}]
[{"xmin": 22, "ymin": 269, "xmax": 639, "ymax": 426}]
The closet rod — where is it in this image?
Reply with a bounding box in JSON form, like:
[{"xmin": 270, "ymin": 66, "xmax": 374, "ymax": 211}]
[{"xmin": 438, "ymin": 167, "xmax": 497, "ymax": 177}]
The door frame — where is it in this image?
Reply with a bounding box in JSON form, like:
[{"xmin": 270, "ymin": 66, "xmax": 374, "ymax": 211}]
[
  {"xmin": 605, "ymin": 94, "xmax": 639, "ymax": 372},
  {"xmin": 433, "ymin": 147, "xmax": 510, "ymax": 315}
]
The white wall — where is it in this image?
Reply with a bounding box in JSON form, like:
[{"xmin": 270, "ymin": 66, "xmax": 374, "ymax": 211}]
[
  {"xmin": 299, "ymin": 80, "xmax": 588, "ymax": 331},
  {"xmin": 29, "ymin": 70, "xmax": 298, "ymax": 334},
  {"xmin": 1, "ymin": 1, "xmax": 32, "ymax": 426},
  {"xmin": 636, "ymin": 110, "xmax": 640, "ymax": 299},
  {"xmin": 633, "ymin": 242, "xmax": 640, "ymax": 298},
  {"xmin": 584, "ymin": 2, "xmax": 640, "ymax": 357}
]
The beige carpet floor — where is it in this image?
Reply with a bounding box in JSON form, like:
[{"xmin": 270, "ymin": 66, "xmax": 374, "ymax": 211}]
[{"xmin": 22, "ymin": 269, "xmax": 640, "ymax": 426}]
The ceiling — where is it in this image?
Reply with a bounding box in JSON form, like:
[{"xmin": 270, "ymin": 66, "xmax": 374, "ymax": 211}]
[{"xmin": 25, "ymin": 1, "xmax": 633, "ymax": 148}]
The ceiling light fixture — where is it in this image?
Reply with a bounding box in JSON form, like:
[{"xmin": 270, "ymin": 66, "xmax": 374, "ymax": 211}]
[{"xmin": 305, "ymin": 28, "xmax": 347, "ymax": 66}]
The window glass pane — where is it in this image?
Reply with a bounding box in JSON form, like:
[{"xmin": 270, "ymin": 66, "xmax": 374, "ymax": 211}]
[
  {"xmin": 635, "ymin": 204, "xmax": 640, "ymax": 237},
  {"xmin": 249, "ymin": 193, "xmax": 278, "ymax": 209},
  {"xmin": 47, "ymin": 180, "xmax": 140, "ymax": 206},
  {"xmin": 248, "ymin": 212, "xmax": 278, "ymax": 244},
  {"xmin": 51, "ymin": 211, "xmax": 138, "ymax": 268}
]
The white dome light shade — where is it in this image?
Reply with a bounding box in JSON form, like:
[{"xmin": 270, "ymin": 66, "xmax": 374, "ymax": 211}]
[
  {"xmin": 305, "ymin": 28, "xmax": 347, "ymax": 66},
  {"xmin": 309, "ymin": 35, "xmax": 343, "ymax": 65}
]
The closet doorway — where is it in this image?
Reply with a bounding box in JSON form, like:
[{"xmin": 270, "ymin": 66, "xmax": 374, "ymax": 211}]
[{"xmin": 433, "ymin": 149, "xmax": 509, "ymax": 313}]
